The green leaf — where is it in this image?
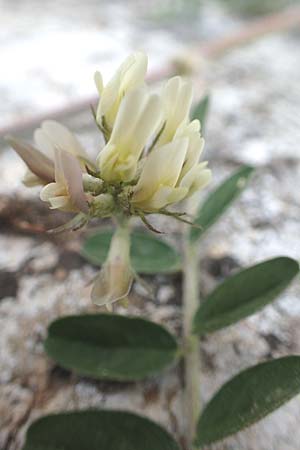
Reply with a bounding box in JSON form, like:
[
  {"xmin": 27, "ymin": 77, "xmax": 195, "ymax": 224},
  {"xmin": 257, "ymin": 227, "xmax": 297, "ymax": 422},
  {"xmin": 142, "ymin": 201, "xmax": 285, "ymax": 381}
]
[
  {"xmin": 81, "ymin": 229, "xmax": 181, "ymax": 274},
  {"xmin": 193, "ymin": 257, "xmax": 299, "ymax": 336},
  {"xmin": 195, "ymin": 356, "xmax": 300, "ymax": 447},
  {"xmin": 23, "ymin": 410, "xmax": 180, "ymax": 450},
  {"xmin": 44, "ymin": 314, "xmax": 179, "ymax": 381},
  {"xmin": 190, "ymin": 165, "xmax": 254, "ymax": 242},
  {"xmin": 191, "ymin": 94, "xmax": 210, "ymax": 133}
]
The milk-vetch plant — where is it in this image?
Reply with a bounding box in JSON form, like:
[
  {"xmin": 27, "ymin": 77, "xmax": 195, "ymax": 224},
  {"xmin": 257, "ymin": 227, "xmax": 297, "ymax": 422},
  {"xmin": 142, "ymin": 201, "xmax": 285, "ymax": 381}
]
[
  {"xmin": 7, "ymin": 53, "xmax": 300, "ymax": 450},
  {"xmin": 7, "ymin": 51, "xmax": 211, "ymax": 307}
]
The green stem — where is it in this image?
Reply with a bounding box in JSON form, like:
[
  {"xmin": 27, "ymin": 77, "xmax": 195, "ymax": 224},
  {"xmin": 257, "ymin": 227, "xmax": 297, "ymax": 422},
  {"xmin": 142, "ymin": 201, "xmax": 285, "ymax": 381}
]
[{"xmin": 182, "ymin": 230, "xmax": 201, "ymax": 449}]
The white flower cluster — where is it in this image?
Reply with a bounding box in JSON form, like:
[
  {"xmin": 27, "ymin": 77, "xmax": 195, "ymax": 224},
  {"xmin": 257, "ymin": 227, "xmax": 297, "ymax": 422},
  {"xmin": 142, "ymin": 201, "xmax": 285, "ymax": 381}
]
[
  {"xmin": 7, "ymin": 52, "xmax": 212, "ymax": 306},
  {"xmin": 7, "ymin": 52, "xmax": 211, "ymax": 219}
]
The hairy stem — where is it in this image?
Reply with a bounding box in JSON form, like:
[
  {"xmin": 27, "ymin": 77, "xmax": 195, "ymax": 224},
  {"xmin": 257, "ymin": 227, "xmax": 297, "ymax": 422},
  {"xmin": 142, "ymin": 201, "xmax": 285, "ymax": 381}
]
[{"xmin": 182, "ymin": 230, "xmax": 201, "ymax": 448}]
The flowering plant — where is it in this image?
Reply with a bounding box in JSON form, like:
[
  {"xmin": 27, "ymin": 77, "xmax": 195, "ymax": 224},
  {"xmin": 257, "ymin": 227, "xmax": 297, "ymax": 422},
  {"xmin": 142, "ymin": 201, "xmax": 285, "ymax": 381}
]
[
  {"xmin": 8, "ymin": 53, "xmax": 300, "ymax": 450},
  {"xmin": 7, "ymin": 52, "xmax": 211, "ymax": 307}
]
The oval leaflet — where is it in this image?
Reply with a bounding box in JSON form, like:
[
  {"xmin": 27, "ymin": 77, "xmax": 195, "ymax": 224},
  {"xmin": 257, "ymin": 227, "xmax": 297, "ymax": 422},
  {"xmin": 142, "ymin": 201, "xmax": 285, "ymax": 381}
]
[
  {"xmin": 45, "ymin": 314, "xmax": 179, "ymax": 381},
  {"xmin": 193, "ymin": 257, "xmax": 299, "ymax": 336},
  {"xmin": 195, "ymin": 356, "xmax": 300, "ymax": 447},
  {"xmin": 23, "ymin": 410, "xmax": 181, "ymax": 450}
]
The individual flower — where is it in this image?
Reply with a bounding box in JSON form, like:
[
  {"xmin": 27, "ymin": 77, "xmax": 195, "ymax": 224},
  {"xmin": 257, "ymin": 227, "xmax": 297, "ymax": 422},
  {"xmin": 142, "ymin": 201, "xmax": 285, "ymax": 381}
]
[
  {"xmin": 98, "ymin": 87, "xmax": 162, "ymax": 183},
  {"xmin": 91, "ymin": 224, "xmax": 133, "ymax": 306},
  {"xmin": 132, "ymin": 136, "xmax": 211, "ymax": 211},
  {"xmin": 40, "ymin": 148, "xmax": 89, "ymax": 213},
  {"xmin": 6, "ymin": 120, "xmax": 93, "ymax": 187},
  {"xmin": 131, "ymin": 90, "xmax": 211, "ymax": 212},
  {"xmin": 132, "ymin": 138, "xmax": 189, "ymax": 210},
  {"xmin": 94, "ymin": 51, "xmax": 147, "ymax": 134}
]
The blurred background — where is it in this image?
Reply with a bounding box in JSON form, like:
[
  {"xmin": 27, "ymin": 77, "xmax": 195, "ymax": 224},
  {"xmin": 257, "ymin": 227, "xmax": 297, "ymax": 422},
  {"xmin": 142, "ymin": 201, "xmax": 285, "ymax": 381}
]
[{"xmin": 1, "ymin": 1, "xmax": 300, "ymax": 449}]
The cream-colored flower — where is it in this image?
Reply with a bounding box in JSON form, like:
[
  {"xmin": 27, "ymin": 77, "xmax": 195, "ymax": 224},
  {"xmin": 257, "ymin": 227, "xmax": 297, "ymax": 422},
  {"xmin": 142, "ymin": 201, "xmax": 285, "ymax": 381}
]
[
  {"xmin": 98, "ymin": 88, "xmax": 162, "ymax": 183},
  {"xmin": 40, "ymin": 149, "xmax": 88, "ymax": 213},
  {"xmin": 91, "ymin": 225, "xmax": 133, "ymax": 306},
  {"xmin": 131, "ymin": 81, "xmax": 211, "ymax": 212},
  {"xmin": 132, "ymin": 138, "xmax": 190, "ymax": 211},
  {"xmin": 94, "ymin": 51, "xmax": 147, "ymax": 132},
  {"xmin": 132, "ymin": 131, "xmax": 211, "ymax": 212},
  {"xmin": 155, "ymin": 76, "xmax": 193, "ymax": 147},
  {"xmin": 6, "ymin": 120, "xmax": 93, "ymax": 187}
]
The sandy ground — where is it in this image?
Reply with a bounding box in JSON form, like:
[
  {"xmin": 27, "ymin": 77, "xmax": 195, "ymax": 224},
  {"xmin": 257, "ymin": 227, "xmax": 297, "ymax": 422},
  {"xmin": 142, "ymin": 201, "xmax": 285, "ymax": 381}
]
[{"xmin": 1, "ymin": 1, "xmax": 300, "ymax": 449}]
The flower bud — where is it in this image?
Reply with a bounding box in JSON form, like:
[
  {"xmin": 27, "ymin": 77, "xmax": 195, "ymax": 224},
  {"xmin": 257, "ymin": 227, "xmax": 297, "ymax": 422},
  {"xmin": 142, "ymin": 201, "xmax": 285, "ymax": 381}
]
[
  {"xmin": 94, "ymin": 52, "xmax": 148, "ymax": 132},
  {"xmin": 82, "ymin": 173, "xmax": 104, "ymax": 195},
  {"xmin": 90, "ymin": 193, "xmax": 115, "ymax": 218},
  {"xmin": 6, "ymin": 121, "xmax": 95, "ymax": 188}
]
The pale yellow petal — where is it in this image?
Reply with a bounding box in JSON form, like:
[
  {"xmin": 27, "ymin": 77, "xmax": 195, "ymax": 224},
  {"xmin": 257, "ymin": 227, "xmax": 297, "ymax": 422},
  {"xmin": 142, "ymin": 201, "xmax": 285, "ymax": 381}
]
[
  {"xmin": 129, "ymin": 93, "xmax": 162, "ymax": 155},
  {"xmin": 40, "ymin": 180, "xmax": 76, "ymax": 212},
  {"xmin": 143, "ymin": 185, "xmax": 188, "ymax": 210},
  {"xmin": 109, "ymin": 88, "xmax": 147, "ymax": 144},
  {"xmin": 157, "ymin": 76, "xmax": 193, "ymax": 145},
  {"xmin": 175, "ymin": 119, "xmax": 201, "ymax": 138},
  {"xmin": 180, "ymin": 163, "xmax": 212, "ymax": 197},
  {"xmin": 34, "ymin": 128, "xmax": 55, "ymax": 157},
  {"xmin": 40, "ymin": 181, "xmax": 65, "ymax": 202},
  {"xmin": 48, "ymin": 195, "xmax": 71, "ymax": 210},
  {"xmin": 97, "ymin": 142, "xmax": 117, "ymax": 174},
  {"xmin": 180, "ymin": 135, "xmax": 205, "ymax": 180},
  {"xmin": 132, "ymin": 138, "xmax": 188, "ymax": 204},
  {"xmin": 120, "ymin": 51, "xmax": 147, "ymax": 93},
  {"xmin": 98, "ymin": 88, "xmax": 162, "ymax": 182},
  {"xmin": 100, "ymin": 54, "xmax": 136, "ymax": 116},
  {"xmin": 41, "ymin": 120, "xmax": 88, "ymax": 159},
  {"xmin": 96, "ymin": 72, "xmax": 120, "ymax": 124},
  {"xmin": 23, "ymin": 170, "xmax": 43, "ymax": 187},
  {"xmin": 97, "ymin": 52, "xmax": 147, "ymax": 129}
]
